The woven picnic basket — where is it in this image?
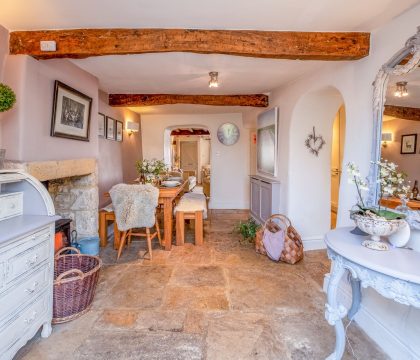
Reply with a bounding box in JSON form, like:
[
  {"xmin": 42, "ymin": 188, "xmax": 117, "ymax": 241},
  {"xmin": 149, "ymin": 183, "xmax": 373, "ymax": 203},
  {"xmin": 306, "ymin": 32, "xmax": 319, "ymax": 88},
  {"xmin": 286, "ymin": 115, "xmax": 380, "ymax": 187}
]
[
  {"xmin": 255, "ymin": 214, "xmax": 304, "ymax": 264},
  {"xmin": 53, "ymin": 247, "xmax": 102, "ymax": 324}
]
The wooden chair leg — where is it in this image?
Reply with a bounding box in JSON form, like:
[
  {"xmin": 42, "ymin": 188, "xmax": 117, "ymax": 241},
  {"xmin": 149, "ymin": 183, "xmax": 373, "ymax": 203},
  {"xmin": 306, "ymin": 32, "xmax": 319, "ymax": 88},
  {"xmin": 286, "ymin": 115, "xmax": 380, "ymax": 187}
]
[
  {"xmin": 98, "ymin": 211, "xmax": 108, "ymax": 247},
  {"xmin": 155, "ymin": 216, "xmax": 162, "ymax": 247},
  {"xmin": 176, "ymin": 212, "xmax": 185, "ymax": 246},
  {"xmin": 127, "ymin": 229, "xmax": 132, "ymax": 247},
  {"xmin": 117, "ymin": 230, "xmax": 128, "ymax": 260},
  {"xmin": 146, "ymin": 228, "xmax": 153, "ymax": 260},
  {"xmin": 113, "ymin": 222, "xmax": 121, "ymax": 250},
  {"xmin": 195, "ymin": 211, "xmax": 203, "ymax": 246}
]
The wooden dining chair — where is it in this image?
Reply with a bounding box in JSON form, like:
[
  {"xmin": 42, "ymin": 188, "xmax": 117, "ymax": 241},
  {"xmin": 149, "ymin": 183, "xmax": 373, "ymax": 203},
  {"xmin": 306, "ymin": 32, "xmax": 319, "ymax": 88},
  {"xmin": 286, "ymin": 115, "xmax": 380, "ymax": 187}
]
[{"xmin": 109, "ymin": 183, "xmax": 162, "ymax": 260}]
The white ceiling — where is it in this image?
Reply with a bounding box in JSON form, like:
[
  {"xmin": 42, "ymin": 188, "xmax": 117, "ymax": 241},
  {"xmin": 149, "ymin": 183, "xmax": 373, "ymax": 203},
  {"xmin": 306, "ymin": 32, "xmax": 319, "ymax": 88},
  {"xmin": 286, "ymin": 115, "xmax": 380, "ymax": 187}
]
[
  {"xmin": 1, "ymin": 0, "xmax": 419, "ymax": 114},
  {"xmin": 0, "ymin": 0, "xmax": 418, "ymax": 31}
]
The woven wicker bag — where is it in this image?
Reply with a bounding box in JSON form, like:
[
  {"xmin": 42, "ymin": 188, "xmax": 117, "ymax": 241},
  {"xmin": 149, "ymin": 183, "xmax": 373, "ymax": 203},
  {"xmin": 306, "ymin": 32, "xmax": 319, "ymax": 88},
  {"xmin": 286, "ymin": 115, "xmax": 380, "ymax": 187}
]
[{"xmin": 255, "ymin": 214, "xmax": 304, "ymax": 264}]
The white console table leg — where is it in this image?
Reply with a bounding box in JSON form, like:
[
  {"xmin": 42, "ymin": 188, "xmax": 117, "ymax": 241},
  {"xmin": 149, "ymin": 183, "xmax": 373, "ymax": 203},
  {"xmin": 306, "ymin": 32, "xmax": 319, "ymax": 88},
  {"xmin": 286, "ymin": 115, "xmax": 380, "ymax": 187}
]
[
  {"xmin": 325, "ymin": 260, "xmax": 348, "ymax": 360},
  {"xmin": 348, "ymin": 277, "xmax": 361, "ymax": 320}
]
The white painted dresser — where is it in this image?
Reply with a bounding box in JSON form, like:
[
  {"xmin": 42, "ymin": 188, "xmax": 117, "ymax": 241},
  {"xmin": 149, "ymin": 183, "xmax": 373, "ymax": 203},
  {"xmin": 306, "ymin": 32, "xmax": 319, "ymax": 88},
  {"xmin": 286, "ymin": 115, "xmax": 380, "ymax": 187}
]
[{"xmin": 0, "ymin": 170, "xmax": 58, "ymax": 360}]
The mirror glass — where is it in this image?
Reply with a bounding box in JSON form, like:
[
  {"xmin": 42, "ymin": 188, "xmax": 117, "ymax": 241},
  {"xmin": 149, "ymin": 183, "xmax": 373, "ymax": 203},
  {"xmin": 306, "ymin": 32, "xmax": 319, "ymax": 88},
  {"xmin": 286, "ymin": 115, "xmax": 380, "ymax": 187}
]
[{"xmin": 380, "ymin": 62, "xmax": 420, "ymax": 208}]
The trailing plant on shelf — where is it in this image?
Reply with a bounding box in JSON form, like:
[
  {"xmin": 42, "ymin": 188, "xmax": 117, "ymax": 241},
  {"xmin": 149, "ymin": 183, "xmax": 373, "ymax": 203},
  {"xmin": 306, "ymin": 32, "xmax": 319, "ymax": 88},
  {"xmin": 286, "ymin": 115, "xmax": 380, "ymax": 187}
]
[
  {"xmin": 347, "ymin": 160, "xmax": 408, "ymax": 220},
  {"xmin": 234, "ymin": 218, "xmax": 261, "ymax": 244},
  {"xmin": 0, "ymin": 83, "xmax": 16, "ymax": 113}
]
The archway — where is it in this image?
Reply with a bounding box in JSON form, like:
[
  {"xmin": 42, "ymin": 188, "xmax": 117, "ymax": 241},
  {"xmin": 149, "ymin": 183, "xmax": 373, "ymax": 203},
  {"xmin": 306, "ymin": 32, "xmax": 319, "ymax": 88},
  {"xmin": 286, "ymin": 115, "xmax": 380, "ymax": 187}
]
[{"xmin": 288, "ymin": 87, "xmax": 346, "ymax": 247}]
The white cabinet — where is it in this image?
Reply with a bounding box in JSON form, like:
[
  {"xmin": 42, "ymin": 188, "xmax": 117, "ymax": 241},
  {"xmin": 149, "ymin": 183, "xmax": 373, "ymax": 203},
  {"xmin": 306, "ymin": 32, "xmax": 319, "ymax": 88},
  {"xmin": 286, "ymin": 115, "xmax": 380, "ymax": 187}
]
[
  {"xmin": 0, "ymin": 170, "xmax": 58, "ymax": 360},
  {"xmin": 250, "ymin": 175, "xmax": 281, "ymax": 224}
]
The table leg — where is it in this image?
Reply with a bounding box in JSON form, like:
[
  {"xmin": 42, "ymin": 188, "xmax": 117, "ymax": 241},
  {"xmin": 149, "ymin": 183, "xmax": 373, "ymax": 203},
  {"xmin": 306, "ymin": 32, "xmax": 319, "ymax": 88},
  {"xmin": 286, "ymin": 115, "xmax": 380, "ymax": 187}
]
[
  {"xmin": 348, "ymin": 277, "xmax": 361, "ymax": 320},
  {"xmin": 163, "ymin": 198, "xmax": 173, "ymax": 251},
  {"xmin": 325, "ymin": 259, "xmax": 348, "ymax": 360},
  {"xmin": 98, "ymin": 211, "xmax": 108, "ymax": 247}
]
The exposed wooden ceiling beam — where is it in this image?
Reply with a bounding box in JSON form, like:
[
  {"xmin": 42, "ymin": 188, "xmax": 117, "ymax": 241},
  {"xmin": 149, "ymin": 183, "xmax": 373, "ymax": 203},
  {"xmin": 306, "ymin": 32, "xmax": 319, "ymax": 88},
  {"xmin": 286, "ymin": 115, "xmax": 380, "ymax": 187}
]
[
  {"xmin": 109, "ymin": 94, "xmax": 269, "ymax": 107},
  {"xmin": 9, "ymin": 29, "xmax": 370, "ymax": 60},
  {"xmin": 384, "ymin": 105, "xmax": 420, "ymax": 122}
]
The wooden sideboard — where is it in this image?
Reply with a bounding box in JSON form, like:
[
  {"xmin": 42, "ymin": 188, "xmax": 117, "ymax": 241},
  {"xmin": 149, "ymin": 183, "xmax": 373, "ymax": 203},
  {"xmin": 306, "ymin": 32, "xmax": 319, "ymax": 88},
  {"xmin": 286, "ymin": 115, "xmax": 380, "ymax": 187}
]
[
  {"xmin": 250, "ymin": 175, "xmax": 281, "ymax": 224},
  {"xmin": 0, "ymin": 170, "xmax": 59, "ymax": 360}
]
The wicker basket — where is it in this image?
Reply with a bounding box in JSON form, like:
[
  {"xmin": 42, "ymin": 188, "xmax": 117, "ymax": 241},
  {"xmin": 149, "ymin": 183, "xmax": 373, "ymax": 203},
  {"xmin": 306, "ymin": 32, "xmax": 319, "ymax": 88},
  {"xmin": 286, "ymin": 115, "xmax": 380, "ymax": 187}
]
[
  {"xmin": 53, "ymin": 247, "xmax": 102, "ymax": 324},
  {"xmin": 255, "ymin": 214, "xmax": 304, "ymax": 264}
]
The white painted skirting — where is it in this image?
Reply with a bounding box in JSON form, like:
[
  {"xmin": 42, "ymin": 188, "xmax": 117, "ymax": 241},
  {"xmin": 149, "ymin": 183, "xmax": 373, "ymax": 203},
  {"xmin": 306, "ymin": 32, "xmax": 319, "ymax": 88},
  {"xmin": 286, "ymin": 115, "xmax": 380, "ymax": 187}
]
[
  {"xmin": 302, "ymin": 235, "xmax": 326, "ymax": 251},
  {"xmin": 323, "ymin": 274, "xmax": 420, "ymax": 360}
]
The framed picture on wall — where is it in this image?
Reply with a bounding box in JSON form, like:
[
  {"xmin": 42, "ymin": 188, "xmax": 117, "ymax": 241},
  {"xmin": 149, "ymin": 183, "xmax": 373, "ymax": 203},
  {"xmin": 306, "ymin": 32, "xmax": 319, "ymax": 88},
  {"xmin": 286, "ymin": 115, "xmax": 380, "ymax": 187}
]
[
  {"xmin": 50, "ymin": 80, "xmax": 92, "ymax": 141},
  {"xmin": 401, "ymin": 134, "xmax": 417, "ymax": 154},
  {"xmin": 106, "ymin": 116, "xmax": 116, "ymax": 140},
  {"xmin": 98, "ymin": 113, "xmax": 106, "ymax": 138},
  {"xmin": 116, "ymin": 121, "xmax": 123, "ymax": 142}
]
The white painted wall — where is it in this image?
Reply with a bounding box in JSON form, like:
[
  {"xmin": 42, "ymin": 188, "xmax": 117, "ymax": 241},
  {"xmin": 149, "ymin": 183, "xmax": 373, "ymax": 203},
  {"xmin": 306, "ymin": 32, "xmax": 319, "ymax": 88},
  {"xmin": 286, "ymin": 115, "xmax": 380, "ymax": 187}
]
[
  {"xmin": 263, "ymin": 5, "xmax": 420, "ymax": 358},
  {"xmin": 141, "ymin": 113, "xmax": 250, "ymax": 209}
]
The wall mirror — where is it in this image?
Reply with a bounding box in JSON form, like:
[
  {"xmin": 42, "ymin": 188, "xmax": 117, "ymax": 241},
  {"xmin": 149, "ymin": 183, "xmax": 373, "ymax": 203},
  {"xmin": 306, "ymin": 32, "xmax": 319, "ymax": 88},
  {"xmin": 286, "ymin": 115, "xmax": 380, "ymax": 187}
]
[{"xmin": 369, "ymin": 27, "xmax": 420, "ymax": 211}]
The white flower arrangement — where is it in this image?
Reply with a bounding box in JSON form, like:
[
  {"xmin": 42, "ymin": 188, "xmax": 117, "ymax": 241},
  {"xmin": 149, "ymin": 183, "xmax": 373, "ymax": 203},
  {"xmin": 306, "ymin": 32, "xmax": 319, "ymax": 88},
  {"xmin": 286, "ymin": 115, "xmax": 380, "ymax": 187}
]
[{"xmin": 346, "ymin": 159, "xmax": 408, "ymax": 220}]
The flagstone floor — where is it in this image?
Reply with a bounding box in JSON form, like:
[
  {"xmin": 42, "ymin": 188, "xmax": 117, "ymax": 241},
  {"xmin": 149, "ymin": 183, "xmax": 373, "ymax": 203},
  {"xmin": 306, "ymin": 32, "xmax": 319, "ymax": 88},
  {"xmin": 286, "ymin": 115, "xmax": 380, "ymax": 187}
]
[{"xmin": 16, "ymin": 211, "xmax": 388, "ymax": 360}]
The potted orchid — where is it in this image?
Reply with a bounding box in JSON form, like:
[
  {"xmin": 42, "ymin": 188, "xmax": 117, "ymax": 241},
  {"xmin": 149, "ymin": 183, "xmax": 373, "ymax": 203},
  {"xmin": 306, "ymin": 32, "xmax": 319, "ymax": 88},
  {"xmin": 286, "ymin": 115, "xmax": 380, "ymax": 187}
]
[
  {"xmin": 347, "ymin": 160, "xmax": 408, "ymax": 250},
  {"xmin": 136, "ymin": 159, "xmax": 167, "ymax": 185}
]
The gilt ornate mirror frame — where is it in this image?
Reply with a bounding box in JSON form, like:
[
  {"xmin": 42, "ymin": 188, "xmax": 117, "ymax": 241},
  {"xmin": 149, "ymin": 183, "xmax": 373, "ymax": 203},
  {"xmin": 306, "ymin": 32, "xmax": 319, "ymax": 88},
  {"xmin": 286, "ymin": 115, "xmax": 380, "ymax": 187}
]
[{"xmin": 368, "ymin": 27, "xmax": 420, "ymax": 206}]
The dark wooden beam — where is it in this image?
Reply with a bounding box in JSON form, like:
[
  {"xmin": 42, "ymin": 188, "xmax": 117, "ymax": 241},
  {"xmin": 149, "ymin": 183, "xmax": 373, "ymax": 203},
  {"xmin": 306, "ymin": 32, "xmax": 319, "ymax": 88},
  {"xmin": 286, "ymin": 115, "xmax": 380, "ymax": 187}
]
[
  {"xmin": 384, "ymin": 105, "xmax": 420, "ymax": 122},
  {"xmin": 9, "ymin": 29, "xmax": 370, "ymax": 60},
  {"xmin": 109, "ymin": 94, "xmax": 269, "ymax": 107}
]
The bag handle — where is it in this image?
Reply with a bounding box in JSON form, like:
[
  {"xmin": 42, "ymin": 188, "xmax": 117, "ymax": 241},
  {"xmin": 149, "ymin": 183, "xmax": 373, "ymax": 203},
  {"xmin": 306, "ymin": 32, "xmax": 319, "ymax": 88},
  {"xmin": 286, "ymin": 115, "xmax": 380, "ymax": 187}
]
[
  {"xmin": 56, "ymin": 269, "xmax": 84, "ymax": 282},
  {"xmin": 263, "ymin": 214, "xmax": 291, "ymax": 232},
  {"xmin": 55, "ymin": 246, "xmax": 81, "ymax": 258}
]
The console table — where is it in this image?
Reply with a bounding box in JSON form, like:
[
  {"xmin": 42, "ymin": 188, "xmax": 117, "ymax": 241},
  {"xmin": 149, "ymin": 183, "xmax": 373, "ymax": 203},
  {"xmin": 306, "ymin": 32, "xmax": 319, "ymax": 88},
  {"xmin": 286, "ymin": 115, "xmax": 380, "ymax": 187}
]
[{"xmin": 324, "ymin": 227, "xmax": 420, "ymax": 360}]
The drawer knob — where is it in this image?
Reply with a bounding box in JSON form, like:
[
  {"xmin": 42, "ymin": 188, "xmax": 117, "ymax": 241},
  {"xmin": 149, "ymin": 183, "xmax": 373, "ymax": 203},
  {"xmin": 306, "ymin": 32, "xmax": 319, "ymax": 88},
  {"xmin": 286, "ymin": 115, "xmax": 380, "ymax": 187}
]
[
  {"xmin": 24, "ymin": 311, "xmax": 37, "ymax": 324},
  {"xmin": 26, "ymin": 255, "xmax": 39, "ymax": 267},
  {"xmin": 25, "ymin": 281, "xmax": 39, "ymax": 294}
]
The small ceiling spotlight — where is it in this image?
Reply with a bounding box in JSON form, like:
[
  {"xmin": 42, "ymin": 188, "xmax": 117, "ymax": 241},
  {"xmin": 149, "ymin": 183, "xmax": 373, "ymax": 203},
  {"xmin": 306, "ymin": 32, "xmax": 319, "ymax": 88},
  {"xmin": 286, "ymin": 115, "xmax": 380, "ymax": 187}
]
[
  {"xmin": 208, "ymin": 71, "xmax": 219, "ymax": 88},
  {"xmin": 394, "ymin": 81, "xmax": 408, "ymax": 97}
]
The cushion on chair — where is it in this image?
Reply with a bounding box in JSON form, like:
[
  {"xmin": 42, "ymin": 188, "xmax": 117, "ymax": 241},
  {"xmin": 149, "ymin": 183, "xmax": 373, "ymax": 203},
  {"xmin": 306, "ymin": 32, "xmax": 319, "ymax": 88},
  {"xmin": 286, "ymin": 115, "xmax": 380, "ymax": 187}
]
[
  {"xmin": 175, "ymin": 192, "xmax": 207, "ymax": 219},
  {"xmin": 109, "ymin": 183, "xmax": 159, "ymax": 231}
]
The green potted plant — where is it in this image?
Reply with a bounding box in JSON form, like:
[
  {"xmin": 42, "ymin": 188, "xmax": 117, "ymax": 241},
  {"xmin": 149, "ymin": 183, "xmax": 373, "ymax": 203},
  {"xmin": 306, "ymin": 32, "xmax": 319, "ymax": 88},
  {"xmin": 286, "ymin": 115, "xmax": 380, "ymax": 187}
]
[
  {"xmin": 234, "ymin": 218, "xmax": 261, "ymax": 244},
  {"xmin": 0, "ymin": 83, "xmax": 16, "ymax": 113}
]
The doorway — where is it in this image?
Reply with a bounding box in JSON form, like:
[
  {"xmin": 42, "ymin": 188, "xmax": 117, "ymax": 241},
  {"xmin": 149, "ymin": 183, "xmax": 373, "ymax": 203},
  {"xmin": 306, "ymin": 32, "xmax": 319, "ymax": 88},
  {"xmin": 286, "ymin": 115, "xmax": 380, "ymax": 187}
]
[
  {"xmin": 180, "ymin": 141, "xmax": 198, "ymax": 176},
  {"xmin": 330, "ymin": 105, "xmax": 346, "ymax": 229}
]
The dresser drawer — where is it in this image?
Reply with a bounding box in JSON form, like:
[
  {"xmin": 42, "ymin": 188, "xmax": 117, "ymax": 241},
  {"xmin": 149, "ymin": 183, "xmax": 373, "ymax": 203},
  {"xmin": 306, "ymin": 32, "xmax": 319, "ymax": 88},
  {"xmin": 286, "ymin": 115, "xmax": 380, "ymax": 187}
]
[
  {"xmin": 4, "ymin": 233, "xmax": 51, "ymax": 286},
  {"xmin": 0, "ymin": 192, "xmax": 23, "ymax": 221},
  {"xmin": 0, "ymin": 291, "xmax": 50, "ymax": 355},
  {"xmin": 0, "ymin": 265, "xmax": 50, "ymax": 324}
]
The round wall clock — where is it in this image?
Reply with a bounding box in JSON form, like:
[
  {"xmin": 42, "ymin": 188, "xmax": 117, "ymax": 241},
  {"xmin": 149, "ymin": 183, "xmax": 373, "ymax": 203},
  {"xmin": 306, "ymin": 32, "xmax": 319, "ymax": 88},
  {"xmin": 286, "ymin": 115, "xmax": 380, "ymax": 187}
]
[{"xmin": 217, "ymin": 123, "xmax": 240, "ymax": 146}]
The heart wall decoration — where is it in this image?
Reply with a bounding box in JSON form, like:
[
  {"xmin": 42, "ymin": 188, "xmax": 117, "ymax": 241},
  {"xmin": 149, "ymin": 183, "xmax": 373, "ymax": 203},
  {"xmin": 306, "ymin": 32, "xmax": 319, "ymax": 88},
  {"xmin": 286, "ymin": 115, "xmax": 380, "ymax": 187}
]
[{"xmin": 305, "ymin": 126, "xmax": 326, "ymax": 157}]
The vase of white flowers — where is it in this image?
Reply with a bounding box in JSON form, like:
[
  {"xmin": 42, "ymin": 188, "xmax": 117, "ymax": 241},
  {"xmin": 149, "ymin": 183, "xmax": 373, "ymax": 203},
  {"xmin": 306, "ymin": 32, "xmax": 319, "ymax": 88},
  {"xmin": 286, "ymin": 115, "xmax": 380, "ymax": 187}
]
[
  {"xmin": 135, "ymin": 159, "xmax": 167, "ymax": 186},
  {"xmin": 347, "ymin": 160, "xmax": 408, "ymax": 250}
]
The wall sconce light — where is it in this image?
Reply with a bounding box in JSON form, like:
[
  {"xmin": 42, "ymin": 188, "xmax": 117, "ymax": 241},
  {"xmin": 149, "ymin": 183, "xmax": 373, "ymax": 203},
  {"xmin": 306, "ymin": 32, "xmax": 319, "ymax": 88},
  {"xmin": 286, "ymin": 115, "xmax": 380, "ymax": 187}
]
[
  {"xmin": 381, "ymin": 132, "xmax": 393, "ymax": 147},
  {"xmin": 394, "ymin": 81, "xmax": 408, "ymax": 97},
  {"xmin": 126, "ymin": 121, "xmax": 139, "ymax": 136},
  {"xmin": 208, "ymin": 71, "xmax": 219, "ymax": 88}
]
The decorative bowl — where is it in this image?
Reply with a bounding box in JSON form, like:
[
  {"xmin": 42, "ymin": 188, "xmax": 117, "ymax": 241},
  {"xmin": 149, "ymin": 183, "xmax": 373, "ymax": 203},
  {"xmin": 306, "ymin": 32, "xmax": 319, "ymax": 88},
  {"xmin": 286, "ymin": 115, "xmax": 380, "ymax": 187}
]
[
  {"xmin": 161, "ymin": 180, "xmax": 181, "ymax": 188},
  {"xmin": 353, "ymin": 214, "xmax": 406, "ymax": 250}
]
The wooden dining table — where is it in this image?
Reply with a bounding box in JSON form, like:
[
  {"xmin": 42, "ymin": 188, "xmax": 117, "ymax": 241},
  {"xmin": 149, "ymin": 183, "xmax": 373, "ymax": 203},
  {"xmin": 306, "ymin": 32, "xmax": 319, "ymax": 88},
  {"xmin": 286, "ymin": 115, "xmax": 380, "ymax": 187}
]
[{"xmin": 102, "ymin": 179, "xmax": 188, "ymax": 251}]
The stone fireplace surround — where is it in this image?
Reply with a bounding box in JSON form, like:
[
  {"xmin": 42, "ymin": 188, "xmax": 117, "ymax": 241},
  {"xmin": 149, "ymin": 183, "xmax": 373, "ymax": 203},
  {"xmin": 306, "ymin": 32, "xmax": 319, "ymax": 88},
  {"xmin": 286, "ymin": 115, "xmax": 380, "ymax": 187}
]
[{"xmin": 5, "ymin": 158, "xmax": 99, "ymax": 238}]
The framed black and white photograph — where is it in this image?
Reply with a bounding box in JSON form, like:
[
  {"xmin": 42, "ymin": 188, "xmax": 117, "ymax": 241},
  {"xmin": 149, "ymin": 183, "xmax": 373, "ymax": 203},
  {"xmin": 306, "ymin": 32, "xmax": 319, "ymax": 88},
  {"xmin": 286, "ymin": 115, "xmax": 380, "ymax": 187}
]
[
  {"xmin": 50, "ymin": 80, "xmax": 92, "ymax": 141},
  {"xmin": 401, "ymin": 134, "xmax": 417, "ymax": 154},
  {"xmin": 98, "ymin": 113, "xmax": 106, "ymax": 138},
  {"xmin": 106, "ymin": 116, "xmax": 116, "ymax": 140},
  {"xmin": 116, "ymin": 121, "xmax": 123, "ymax": 142}
]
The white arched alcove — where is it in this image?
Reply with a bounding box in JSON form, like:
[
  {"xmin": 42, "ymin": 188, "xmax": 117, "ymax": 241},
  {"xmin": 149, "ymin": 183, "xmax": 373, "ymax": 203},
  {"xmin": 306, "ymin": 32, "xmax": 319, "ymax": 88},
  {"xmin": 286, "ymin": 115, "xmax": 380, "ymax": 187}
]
[{"xmin": 288, "ymin": 86, "xmax": 345, "ymax": 248}]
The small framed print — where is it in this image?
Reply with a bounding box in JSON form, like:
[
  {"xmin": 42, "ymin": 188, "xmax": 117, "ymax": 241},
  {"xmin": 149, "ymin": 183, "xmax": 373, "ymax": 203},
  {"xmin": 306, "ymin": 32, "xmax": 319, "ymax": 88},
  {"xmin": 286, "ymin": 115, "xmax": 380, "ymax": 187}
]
[
  {"xmin": 98, "ymin": 113, "xmax": 106, "ymax": 138},
  {"xmin": 116, "ymin": 121, "xmax": 123, "ymax": 142},
  {"xmin": 400, "ymin": 134, "xmax": 417, "ymax": 154},
  {"xmin": 106, "ymin": 116, "xmax": 116, "ymax": 140}
]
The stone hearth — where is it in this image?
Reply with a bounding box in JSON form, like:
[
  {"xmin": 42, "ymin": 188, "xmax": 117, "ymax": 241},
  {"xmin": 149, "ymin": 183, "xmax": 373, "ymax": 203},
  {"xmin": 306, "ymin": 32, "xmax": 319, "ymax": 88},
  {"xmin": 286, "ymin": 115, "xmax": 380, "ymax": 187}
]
[{"xmin": 5, "ymin": 158, "xmax": 99, "ymax": 237}]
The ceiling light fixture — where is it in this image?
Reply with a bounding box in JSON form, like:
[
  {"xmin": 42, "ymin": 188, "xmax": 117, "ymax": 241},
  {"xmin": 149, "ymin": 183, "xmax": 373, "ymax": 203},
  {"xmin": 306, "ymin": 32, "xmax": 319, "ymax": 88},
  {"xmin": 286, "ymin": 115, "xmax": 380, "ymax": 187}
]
[
  {"xmin": 209, "ymin": 71, "xmax": 219, "ymax": 88},
  {"xmin": 394, "ymin": 81, "xmax": 408, "ymax": 97}
]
